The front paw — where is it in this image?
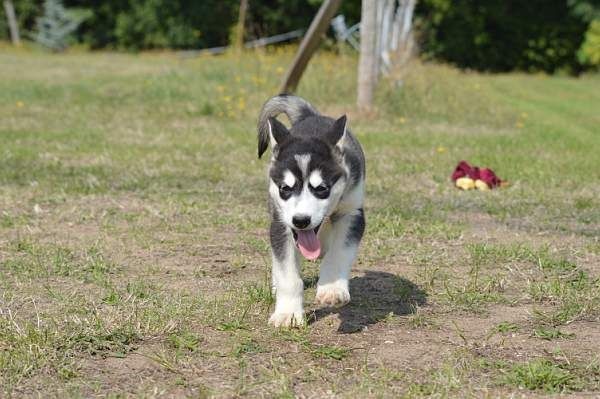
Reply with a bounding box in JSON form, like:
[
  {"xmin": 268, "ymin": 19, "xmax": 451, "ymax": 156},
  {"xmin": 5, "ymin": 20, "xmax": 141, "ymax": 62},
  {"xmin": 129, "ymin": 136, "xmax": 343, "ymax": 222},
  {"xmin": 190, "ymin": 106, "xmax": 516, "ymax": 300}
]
[
  {"xmin": 268, "ymin": 311, "xmax": 305, "ymax": 328},
  {"xmin": 315, "ymin": 283, "xmax": 350, "ymax": 307}
]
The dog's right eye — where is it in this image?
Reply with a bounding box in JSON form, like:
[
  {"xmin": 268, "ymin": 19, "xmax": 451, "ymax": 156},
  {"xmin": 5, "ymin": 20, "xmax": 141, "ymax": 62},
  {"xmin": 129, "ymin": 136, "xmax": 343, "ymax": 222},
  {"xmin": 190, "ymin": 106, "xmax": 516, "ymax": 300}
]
[{"xmin": 279, "ymin": 184, "xmax": 293, "ymax": 200}]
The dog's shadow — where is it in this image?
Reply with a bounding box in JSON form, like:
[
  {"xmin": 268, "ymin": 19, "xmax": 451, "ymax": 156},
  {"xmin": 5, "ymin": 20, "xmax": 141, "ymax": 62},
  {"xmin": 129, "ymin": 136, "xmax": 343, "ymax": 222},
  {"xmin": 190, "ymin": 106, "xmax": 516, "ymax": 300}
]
[{"xmin": 307, "ymin": 271, "xmax": 427, "ymax": 333}]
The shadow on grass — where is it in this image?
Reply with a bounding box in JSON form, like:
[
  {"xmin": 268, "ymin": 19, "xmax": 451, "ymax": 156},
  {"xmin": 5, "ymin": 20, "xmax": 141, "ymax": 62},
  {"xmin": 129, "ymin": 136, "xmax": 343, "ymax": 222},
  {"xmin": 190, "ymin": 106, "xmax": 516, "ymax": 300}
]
[{"xmin": 309, "ymin": 271, "xmax": 427, "ymax": 333}]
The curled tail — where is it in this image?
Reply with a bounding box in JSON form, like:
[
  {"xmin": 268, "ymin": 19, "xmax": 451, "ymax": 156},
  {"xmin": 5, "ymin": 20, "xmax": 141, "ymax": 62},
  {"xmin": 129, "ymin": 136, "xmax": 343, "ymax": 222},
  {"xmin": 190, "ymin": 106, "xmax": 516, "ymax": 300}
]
[{"xmin": 257, "ymin": 94, "xmax": 318, "ymax": 158}]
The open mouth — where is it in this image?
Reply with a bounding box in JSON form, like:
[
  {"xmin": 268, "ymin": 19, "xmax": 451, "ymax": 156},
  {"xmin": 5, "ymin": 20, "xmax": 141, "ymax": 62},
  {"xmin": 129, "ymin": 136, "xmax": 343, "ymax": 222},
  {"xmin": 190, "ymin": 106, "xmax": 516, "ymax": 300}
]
[{"xmin": 292, "ymin": 223, "xmax": 322, "ymax": 260}]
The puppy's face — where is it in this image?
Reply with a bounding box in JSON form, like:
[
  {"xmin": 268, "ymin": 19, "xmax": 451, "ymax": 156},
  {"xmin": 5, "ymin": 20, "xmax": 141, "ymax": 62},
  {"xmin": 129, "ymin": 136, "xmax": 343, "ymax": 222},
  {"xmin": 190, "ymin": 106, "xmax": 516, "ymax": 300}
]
[
  {"xmin": 267, "ymin": 116, "xmax": 348, "ymax": 235},
  {"xmin": 269, "ymin": 149, "xmax": 346, "ymax": 233}
]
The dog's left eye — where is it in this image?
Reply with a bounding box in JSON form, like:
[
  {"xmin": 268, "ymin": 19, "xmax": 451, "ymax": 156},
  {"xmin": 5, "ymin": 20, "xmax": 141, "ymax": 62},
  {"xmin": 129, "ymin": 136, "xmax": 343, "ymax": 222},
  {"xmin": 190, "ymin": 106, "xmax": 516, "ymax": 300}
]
[{"xmin": 311, "ymin": 184, "xmax": 330, "ymax": 198}]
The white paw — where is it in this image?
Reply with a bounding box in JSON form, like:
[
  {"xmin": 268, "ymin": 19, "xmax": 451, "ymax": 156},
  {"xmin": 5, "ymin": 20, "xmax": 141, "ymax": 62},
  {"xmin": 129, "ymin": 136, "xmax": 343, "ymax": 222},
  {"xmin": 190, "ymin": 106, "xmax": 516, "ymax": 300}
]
[
  {"xmin": 315, "ymin": 283, "xmax": 350, "ymax": 307},
  {"xmin": 268, "ymin": 311, "xmax": 305, "ymax": 328}
]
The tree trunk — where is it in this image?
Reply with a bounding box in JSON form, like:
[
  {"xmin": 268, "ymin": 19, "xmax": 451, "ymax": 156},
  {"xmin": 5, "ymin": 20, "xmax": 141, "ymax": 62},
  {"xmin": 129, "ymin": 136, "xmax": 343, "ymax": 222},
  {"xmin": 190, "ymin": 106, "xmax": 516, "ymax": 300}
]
[
  {"xmin": 357, "ymin": 0, "xmax": 378, "ymax": 110},
  {"xmin": 3, "ymin": 0, "xmax": 21, "ymax": 46},
  {"xmin": 395, "ymin": 0, "xmax": 417, "ymax": 67},
  {"xmin": 380, "ymin": 0, "xmax": 395, "ymax": 74},
  {"xmin": 234, "ymin": 0, "xmax": 248, "ymax": 51}
]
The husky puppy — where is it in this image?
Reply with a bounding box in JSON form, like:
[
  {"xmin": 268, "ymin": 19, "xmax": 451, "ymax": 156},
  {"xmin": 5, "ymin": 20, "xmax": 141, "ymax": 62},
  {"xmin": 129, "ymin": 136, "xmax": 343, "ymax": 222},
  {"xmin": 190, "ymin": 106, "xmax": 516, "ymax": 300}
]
[{"xmin": 257, "ymin": 94, "xmax": 365, "ymax": 327}]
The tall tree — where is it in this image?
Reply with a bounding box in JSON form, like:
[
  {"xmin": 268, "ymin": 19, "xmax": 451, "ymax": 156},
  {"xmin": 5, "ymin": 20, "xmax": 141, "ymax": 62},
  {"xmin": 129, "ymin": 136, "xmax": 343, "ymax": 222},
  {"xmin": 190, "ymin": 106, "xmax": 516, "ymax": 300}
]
[
  {"xmin": 34, "ymin": 0, "xmax": 86, "ymax": 51},
  {"xmin": 357, "ymin": 0, "xmax": 377, "ymax": 110},
  {"xmin": 3, "ymin": 0, "xmax": 20, "ymax": 45},
  {"xmin": 233, "ymin": 0, "xmax": 248, "ymax": 50}
]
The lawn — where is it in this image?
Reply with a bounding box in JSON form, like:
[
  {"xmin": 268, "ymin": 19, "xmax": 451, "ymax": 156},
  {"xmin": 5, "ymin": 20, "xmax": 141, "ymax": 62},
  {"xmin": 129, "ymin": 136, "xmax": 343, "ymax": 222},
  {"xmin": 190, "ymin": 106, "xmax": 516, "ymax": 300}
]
[{"xmin": 1, "ymin": 47, "xmax": 599, "ymax": 397}]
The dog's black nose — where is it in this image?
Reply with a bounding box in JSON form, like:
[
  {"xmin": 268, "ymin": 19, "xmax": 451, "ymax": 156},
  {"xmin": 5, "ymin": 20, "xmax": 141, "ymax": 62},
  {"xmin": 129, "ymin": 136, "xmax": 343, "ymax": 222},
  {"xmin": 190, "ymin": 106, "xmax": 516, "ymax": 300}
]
[{"xmin": 292, "ymin": 215, "xmax": 311, "ymax": 229}]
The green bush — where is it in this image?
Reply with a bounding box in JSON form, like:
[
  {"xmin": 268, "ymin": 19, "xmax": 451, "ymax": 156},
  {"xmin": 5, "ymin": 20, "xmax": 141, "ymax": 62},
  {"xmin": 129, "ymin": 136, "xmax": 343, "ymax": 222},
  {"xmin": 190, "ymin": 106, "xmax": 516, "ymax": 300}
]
[
  {"xmin": 1, "ymin": 0, "xmax": 348, "ymax": 49},
  {"xmin": 579, "ymin": 19, "xmax": 600, "ymax": 66},
  {"xmin": 65, "ymin": 0, "xmax": 326, "ymax": 50},
  {"xmin": 113, "ymin": 0, "xmax": 200, "ymax": 50},
  {"xmin": 65, "ymin": 0, "xmax": 239, "ymax": 49},
  {"xmin": 244, "ymin": 0, "xmax": 360, "ymax": 39},
  {"xmin": 416, "ymin": 0, "xmax": 589, "ymax": 74}
]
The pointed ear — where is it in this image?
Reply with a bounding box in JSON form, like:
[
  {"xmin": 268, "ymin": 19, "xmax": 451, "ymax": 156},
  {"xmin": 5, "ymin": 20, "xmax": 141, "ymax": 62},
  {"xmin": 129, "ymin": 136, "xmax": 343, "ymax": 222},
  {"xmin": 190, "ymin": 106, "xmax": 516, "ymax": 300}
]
[
  {"xmin": 325, "ymin": 115, "xmax": 347, "ymax": 148},
  {"xmin": 258, "ymin": 117, "xmax": 290, "ymax": 158},
  {"xmin": 268, "ymin": 117, "xmax": 289, "ymax": 147}
]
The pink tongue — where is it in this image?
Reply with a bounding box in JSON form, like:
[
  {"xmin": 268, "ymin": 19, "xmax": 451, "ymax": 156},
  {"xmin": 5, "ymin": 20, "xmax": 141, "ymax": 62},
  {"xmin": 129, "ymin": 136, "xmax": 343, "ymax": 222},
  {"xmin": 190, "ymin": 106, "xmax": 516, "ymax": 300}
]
[{"xmin": 296, "ymin": 229, "xmax": 321, "ymax": 260}]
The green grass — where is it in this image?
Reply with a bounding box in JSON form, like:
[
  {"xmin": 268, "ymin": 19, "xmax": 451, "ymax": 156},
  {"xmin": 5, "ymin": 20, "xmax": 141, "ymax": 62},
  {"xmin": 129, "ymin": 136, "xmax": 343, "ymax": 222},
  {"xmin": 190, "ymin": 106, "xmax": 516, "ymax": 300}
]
[
  {"xmin": 0, "ymin": 47, "xmax": 599, "ymax": 397},
  {"xmin": 167, "ymin": 330, "xmax": 202, "ymax": 353},
  {"xmin": 532, "ymin": 326, "xmax": 575, "ymax": 340},
  {"xmin": 500, "ymin": 359, "xmax": 583, "ymax": 393},
  {"xmin": 312, "ymin": 345, "xmax": 351, "ymax": 361},
  {"xmin": 492, "ymin": 322, "xmax": 520, "ymax": 334}
]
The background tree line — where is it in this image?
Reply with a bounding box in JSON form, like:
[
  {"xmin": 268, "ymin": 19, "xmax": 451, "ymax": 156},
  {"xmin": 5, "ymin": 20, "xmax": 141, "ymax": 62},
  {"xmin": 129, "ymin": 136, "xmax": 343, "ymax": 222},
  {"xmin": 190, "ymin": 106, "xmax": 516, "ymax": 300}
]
[{"xmin": 2, "ymin": 0, "xmax": 599, "ymax": 73}]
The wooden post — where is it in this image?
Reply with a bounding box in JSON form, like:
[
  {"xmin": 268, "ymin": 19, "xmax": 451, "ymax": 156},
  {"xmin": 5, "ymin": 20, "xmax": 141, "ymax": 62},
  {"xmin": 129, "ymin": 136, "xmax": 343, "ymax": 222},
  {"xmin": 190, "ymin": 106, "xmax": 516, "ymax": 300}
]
[
  {"xmin": 279, "ymin": 0, "xmax": 342, "ymax": 94},
  {"xmin": 233, "ymin": 0, "xmax": 248, "ymax": 51},
  {"xmin": 3, "ymin": 0, "xmax": 21, "ymax": 46},
  {"xmin": 357, "ymin": 0, "xmax": 378, "ymax": 110}
]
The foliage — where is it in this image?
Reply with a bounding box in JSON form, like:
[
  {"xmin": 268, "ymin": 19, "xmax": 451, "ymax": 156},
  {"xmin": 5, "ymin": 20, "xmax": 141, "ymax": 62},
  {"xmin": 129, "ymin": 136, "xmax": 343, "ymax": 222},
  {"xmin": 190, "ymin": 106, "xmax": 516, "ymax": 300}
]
[
  {"xmin": 114, "ymin": 0, "xmax": 202, "ymax": 50},
  {"xmin": 62, "ymin": 0, "xmax": 334, "ymax": 50},
  {"xmin": 579, "ymin": 19, "xmax": 600, "ymax": 66},
  {"xmin": 1, "ymin": 0, "xmax": 599, "ymax": 72},
  {"xmin": 245, "ymin": 0, "xmax": 318, "ymax": 38},
  {"xmin": 568, "ymin": 0, "xmax": 600, "ymax": 22},
  {"xmin": 416, "ymin": 0, "xmax": 589, "ymax": 74},
  {"xmin": 64, "ymin": 0, "xmax": 240, "ymax": 49}
]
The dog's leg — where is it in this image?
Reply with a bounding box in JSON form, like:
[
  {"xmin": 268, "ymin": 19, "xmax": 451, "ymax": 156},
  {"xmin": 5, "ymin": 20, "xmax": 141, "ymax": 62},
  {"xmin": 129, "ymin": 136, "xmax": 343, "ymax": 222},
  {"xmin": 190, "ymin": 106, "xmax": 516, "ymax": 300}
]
[
  {"xmin": 315, "ymin": 208, "xmax": 365, "ymax": 307},
  {"xmin": 268, "ymin": 219, "xmax": 304, "ymax": 327}
]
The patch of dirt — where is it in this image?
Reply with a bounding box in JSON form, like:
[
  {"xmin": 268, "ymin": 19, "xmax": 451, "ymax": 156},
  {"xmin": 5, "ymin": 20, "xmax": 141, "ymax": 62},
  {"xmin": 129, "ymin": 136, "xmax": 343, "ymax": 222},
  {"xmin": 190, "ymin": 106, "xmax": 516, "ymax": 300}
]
[{"xmin": 3, "ymin": 193, "xmax": 599, "ymax": 397}]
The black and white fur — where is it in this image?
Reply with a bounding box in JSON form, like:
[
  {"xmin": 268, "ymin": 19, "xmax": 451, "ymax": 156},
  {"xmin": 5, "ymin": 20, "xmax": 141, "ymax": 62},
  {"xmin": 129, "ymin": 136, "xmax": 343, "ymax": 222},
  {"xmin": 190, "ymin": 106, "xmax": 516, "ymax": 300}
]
[{"xmin": 257, "ymin": 94, "xmax": 365, "ymax": 327}]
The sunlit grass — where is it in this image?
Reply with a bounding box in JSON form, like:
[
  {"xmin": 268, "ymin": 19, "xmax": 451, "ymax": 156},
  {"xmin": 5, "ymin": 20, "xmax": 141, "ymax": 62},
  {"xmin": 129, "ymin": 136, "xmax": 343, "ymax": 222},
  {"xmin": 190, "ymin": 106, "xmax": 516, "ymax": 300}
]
[{"xmin": 0, "ymin": 46, "xmax": 599, "ymax": 396}]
